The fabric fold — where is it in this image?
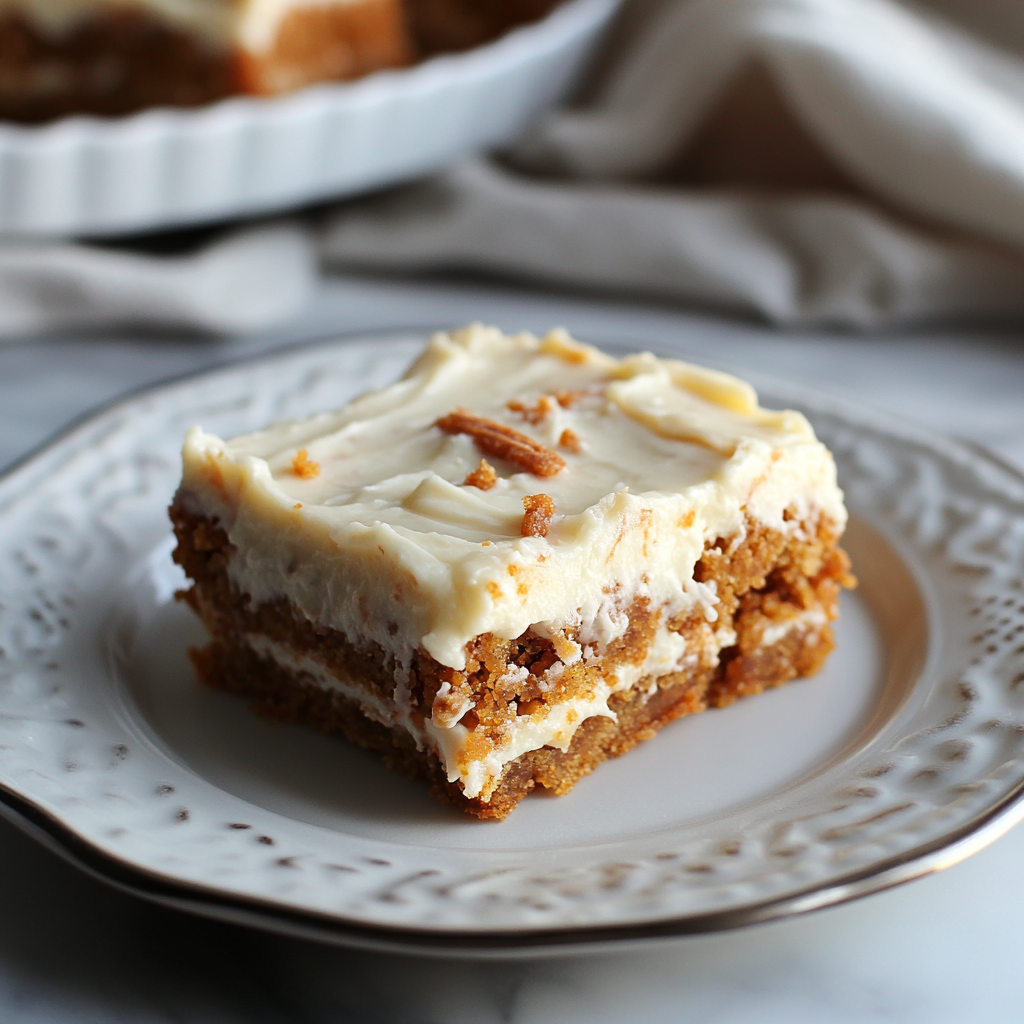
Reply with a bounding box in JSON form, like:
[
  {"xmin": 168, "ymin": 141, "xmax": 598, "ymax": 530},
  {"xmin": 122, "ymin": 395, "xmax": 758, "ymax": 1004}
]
[
  {"xmin": 0, "ymin": 221, "xmax": 317, "ymax": 338},
  {"xmin": 515, "ymin": 0, "xmax": 1024, "ymax": 250},
  {"xmin": 321, "ymin": 158, "xmax": 1024, "ymax": 328},
  {"xmin": 322, "ymin": 0, "xmax": 1024, "ymax": 330}
]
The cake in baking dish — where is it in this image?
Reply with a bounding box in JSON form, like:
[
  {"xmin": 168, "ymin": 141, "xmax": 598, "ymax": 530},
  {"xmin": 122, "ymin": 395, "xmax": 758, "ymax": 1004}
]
[
  {"xmin": 170, "ymin": 325, "xmax": 855, "ymax": 820},
  {"xmin": 0, "ymin": 0, "xmax": 559, "ymax": 121}
]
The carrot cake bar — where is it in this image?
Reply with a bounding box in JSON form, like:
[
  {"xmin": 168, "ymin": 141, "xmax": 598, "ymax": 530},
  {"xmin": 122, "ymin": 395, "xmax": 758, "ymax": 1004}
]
[{"xmin": 170, "ymin": 325, "xmax": 854, "ymax": 820}]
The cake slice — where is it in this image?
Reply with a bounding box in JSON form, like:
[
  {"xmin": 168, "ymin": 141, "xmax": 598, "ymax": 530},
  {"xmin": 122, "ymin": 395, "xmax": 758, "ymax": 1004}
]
[
  {"xmin": 0, "ymin": 0, "xmax": 563, "ymax": 122},
  {"xmin": 0, "ymin": 0, "xmax": 413, "ymax": 121},
  {"xmin": 170, "ymin": 326, "xmax": 854, "ymax": 820}
]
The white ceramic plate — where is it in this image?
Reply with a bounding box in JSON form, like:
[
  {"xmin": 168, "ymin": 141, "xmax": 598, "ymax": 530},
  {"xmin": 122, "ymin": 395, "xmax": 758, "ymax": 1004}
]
[
  {"xmin": 0, "ymin": 0, "xmax": 616, "ymax": 238},
  {"xmin": 1, "ymin": 332, "xmax": 1023, "ymax": 958}
]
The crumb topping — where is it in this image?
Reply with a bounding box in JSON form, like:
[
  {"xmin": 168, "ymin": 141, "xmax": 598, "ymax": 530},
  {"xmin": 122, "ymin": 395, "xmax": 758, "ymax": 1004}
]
[
  {"xmin": 507, "ymin": 396, "xmax": 554, "ymax": 425},
  {"xmin": 291, "ymin": 449, "xmax": 320, "ymax": 479},
  {"xmin": 521, "ymin": 494, "xmax": 556, "ymax": 537},
  {"xmin": 558, "ymin": 428, "xmax": 582, "ymax": 454},
  {"xmin": 554, "ymin": 389, "xmax": 587, "ymax": 408},
  {"xmin": 436, "ymin": 408, "xmax": 566, "ymax": 478},
  {"xmin": 463, "ymin": 459, "xmax": 498, "ymax": 490}
]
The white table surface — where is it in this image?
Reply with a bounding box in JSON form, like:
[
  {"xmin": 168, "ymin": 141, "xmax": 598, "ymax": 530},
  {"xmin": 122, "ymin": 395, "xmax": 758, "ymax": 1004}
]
[{"xmin": 2, "ymin": 273, "xmax": 1024, "ymax": 1023}]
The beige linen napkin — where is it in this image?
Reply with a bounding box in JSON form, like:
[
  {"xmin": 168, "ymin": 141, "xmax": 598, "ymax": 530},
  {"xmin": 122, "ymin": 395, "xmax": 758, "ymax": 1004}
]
[
  {"xmin": 322, "ymin": 0, "xmax": 1024, "ymax": 328},
  {"xmin": 0, "ymin": 221, "xmax": 316, "ymax": 338}
]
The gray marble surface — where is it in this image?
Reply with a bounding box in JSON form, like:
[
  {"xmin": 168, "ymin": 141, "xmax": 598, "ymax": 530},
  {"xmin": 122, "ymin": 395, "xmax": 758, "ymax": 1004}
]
[{"xmin": 2, "ymin": 274, "xmax": 1024, "ymax": 1023}]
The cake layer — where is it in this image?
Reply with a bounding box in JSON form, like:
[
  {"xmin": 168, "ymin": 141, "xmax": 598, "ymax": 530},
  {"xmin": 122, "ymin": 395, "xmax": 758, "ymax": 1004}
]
[{"xmin": 171, "ymin": 502, "xmax": 852, "ymax": 813}]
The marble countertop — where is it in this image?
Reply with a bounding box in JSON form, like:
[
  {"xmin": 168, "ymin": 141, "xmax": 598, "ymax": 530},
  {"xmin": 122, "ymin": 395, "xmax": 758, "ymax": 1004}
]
[{"xmin": 2, "ymin": 274, "xmax": 1023, "ymax": 1023}]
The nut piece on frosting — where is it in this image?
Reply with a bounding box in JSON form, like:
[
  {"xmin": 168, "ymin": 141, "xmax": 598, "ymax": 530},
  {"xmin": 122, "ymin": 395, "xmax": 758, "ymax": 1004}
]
[{"xmin": 436, "ymin": 407, "xmax": 566, "ymax": 477}]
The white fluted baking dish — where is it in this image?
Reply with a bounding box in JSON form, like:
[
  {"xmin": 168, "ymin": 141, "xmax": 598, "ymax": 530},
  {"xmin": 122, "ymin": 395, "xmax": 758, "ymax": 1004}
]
[{"xmin": 0, "ymin": 0, "xmax": 617, "ymax": 238}]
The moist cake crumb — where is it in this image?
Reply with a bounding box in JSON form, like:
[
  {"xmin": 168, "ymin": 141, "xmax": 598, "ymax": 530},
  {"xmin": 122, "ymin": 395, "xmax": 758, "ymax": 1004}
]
[
  {"xmin": 291, "ymin": 448, "xmax": 321, "ymax": 479},
  {"xmin": 521, "ymin": 493, "xmax": 556, "ymax": 537},
  {"xmin": 464, "ymin": 459, "xmax": 498, "ymax": 490}
]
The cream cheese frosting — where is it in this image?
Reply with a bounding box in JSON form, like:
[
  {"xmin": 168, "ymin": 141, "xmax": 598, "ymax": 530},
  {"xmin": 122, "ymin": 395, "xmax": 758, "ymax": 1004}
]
[
  {"xmin": 179, "ymin": 324, "xmax": 845, "ymax": 666},
  {"xmin": 176, "ymin": 325, "xmax": 847, "ymax": 798}
]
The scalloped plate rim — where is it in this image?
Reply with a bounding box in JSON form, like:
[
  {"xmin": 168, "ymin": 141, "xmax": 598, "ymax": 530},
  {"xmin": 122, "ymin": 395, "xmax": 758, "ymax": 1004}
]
[{"xmin": 1, "ymin": 763, "xmax": 1023, "ymax": 959}]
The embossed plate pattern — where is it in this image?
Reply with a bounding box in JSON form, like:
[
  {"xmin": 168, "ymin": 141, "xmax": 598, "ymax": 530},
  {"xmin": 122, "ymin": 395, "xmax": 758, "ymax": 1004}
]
[{"xmin": 1, "ymin": 333, "xmax": 1023, "ymax": 957}]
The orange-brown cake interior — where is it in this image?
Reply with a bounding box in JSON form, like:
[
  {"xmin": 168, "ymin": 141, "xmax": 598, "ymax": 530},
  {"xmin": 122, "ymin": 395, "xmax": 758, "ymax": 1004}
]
[{"xmin": 171, "ymin": 504, "xmax": 853, "ymax": 820}]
